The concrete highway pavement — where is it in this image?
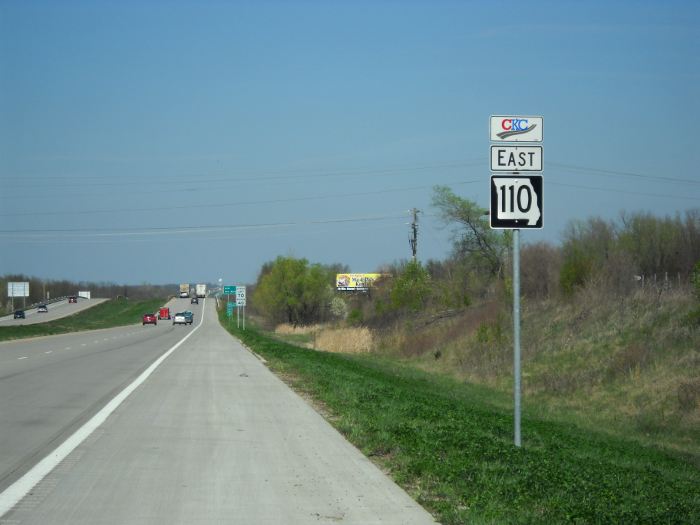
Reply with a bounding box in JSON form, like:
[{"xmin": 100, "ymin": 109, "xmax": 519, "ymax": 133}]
[
  {"xmin": 0, "ymin": 298, "xmax": 109, "ymax": 326},
  {"xmin": 0, "ymin": 297, "xmax": 201, "ymax": 493},
  {"xmin": 1, "ymin": 299, "xmax": 436, "ymax": 524}
]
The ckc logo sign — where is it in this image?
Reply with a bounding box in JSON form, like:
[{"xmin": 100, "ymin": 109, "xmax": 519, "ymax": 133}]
[
  {"xmin": 500, "ymin": 118, "xmax": 531, "ymax": 134},
  {"xmin": 490, "ymin": 115, "xmax": 543, "ymax": 142}
]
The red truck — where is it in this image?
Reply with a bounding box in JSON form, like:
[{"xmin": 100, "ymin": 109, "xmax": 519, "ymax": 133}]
[{"xmin": 158, "ymin": 307, "xmax": 171, "ymax": 320}]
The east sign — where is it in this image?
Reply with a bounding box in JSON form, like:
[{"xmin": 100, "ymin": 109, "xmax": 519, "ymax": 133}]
[{"xmin": 490, "ymin": 145, "xmax": 543, "ymax": 172}]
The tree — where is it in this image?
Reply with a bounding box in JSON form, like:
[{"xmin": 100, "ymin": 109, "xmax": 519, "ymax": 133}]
[
  {"xmin": 431, "ymin": 186, "xmax": 511, "ymax": 279},
  {"xmin": 252, "ymin": 256, "xmax": 336, "ymax": 326}
]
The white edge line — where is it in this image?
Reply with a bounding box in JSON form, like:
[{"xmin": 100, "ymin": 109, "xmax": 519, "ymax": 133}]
[{"xmin": 0, "ymin": 299, "xmax": 206, "ymax": 517}]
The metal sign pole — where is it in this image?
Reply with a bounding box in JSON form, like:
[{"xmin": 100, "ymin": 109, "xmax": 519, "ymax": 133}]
[
  {"xmin": 513, "ymin": 228, "xmax": 522, "ymax": 447},
  {"xmin": 237, "ymin": 306, "xmax": 240, "ymax": 329},
  {"xmin": 242, "ymin": 306, "xmax": 245, "ymax": 330}
]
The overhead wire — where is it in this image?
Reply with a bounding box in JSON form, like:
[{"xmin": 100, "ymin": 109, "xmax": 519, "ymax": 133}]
[
  {"xmin": 0, "ymin": 212, "xmax": 411, "ymax": 238},
  {"xmin": 0, "ymin": 179, "xmax": 483, "ymax": 218}
]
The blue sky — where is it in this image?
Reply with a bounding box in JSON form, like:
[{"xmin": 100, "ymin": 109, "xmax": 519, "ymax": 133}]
[{"xmin": 1, "ymin": 0, "xmax": 699, "ymax": 286}]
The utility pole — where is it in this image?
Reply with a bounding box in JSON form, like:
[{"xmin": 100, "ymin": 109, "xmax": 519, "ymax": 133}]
[{"xmin": 408, "ymin": 208, "xmax": 420, "ymax": 261}]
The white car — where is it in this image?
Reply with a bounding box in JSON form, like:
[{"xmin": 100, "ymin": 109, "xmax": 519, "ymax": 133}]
[
  {"xmin": 37, "ymin": 304, "xmax": 48, "ymax": 313},
  {"xmin": 173, "ymin": 313, "xmax": 187, "ymax": 325}
]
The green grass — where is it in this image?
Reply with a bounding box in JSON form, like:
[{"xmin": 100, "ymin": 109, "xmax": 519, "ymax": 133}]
[
  {"xmin": 0, "ymin": 297, "xmax": 165, "ymax": 342},
  {"xmin": 220, "ymin": 311, "xmax": 699, "ymax": 524}
]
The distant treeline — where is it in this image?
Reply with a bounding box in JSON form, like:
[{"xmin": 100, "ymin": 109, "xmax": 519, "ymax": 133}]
[
  {"xmin": 0, "ymin": 275, "xmax": 174, "ymax": 313},
  {"xmin": 249, "ymin": 193, "xmax": 700, "ymax": 327}
]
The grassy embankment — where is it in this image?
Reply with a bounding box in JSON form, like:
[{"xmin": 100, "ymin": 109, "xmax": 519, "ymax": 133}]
[
  {"xmin": 219, "ymin": 308, "xmax": 699, "ymax": 525},
  {"xmin": 374, "ymin": 287, "xmax": 700, "ymax": 461},
  {"xmin": 0, "ymin": 297, "xmax": 165, "ymax": 342}
]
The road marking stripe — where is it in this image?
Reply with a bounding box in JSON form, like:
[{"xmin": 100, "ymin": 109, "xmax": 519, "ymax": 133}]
[
  {"xmin": 17, "ymin": 357, "xmax": 28, "ymax": 360},
  {"xmin": 0, "ymin": 299, "xmax": 206, "ymax": 517},
  {"xmin": 45, "ymin": 351, "xmax": 53, "ymax": 355}
]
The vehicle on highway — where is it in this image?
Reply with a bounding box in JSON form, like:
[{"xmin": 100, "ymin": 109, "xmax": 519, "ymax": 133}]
[
  {"xmin": 191, "ymin": 297, "xmax": 198, "ymax": 304},
  {"xmin": 183, "ymin": 311, "xmax": 194, "ymax": 324},
  {"xmin": 14, "ymin": 310, "xmax": 25, "ymax": 319},
  {"xmin": 158, "ymin": 307, "xmax": 171, "ymax": 320},
  {"xmin": 68, "ymin": 296, "xmax": 78, "ymax": 303},
  {"xmin": 142, "ymin": 313, "xmax": 157, "ymax": 325},
  {"xmin": 173, "ymin": 312, "xmax": 188, "ymax": 325},
  {"xmin": 37, "ymin": 304, "xmax": 48, "ymax": 313}
]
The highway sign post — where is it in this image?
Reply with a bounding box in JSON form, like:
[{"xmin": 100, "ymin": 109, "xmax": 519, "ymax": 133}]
[
  {"xmin": 489, "ymin": 114, "xmax": 543, "ymax": 448},
  {"xmin": 235, "ymin": 286, "xmax": 246, "ymax": 330},
  {"xmin": 224, "ymin": 286, "xmax": 236, "ymax": 321}
]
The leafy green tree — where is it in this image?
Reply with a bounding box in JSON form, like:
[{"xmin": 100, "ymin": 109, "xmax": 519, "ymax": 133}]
[
  {"xmin": 252, "ymin": 256, "xmax": 335, "ymax": 326},
  {"xmin": 431, "ymin": 186, "xmax": 510, "ymax": 279}
]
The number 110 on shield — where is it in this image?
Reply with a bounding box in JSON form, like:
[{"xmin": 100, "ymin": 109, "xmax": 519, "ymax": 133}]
[{"xmin": 490, "ymin": 175, "xmax": 543, "ymax": 229}]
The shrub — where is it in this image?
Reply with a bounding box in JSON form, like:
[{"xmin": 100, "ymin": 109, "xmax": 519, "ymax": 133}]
[
  {"xmin": 389, "ymin": 260, "xmax": 431, "ymax": 312},
  {"xmin": 347, "ymin": 308, "xmax": 363, "ymax": 326}
]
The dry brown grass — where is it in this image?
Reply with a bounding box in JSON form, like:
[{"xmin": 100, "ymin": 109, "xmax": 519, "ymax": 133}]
[
  {"xmin": 274, "ymin": 323, "xmax": 320, "ymax": 335},
  {"xmin": 315, "ymin": 327, "xmax": 375, "ymax": 353}
]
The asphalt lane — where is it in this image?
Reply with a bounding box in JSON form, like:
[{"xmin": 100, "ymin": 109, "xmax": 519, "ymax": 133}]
[
  {"xmin": 0, "ymin": 298, "xmax": 109, "ymax": 326},
  {"xmin": 1, "ymin": 300, "xmax": 436, "ymax": 524},
  {"xmin": 0, "ymin": 298, "xmax": 201, "ymax": 493}
]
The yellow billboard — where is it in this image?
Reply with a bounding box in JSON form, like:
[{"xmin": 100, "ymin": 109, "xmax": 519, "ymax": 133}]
[{"xmin": 336, "ymin": 273, "xmax": 383, "ymax": 291}]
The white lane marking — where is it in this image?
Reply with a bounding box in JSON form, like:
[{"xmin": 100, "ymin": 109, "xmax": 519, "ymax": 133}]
[
  {"xmin": 0, "ymin": 299, "xmax": 207, "ymax": 516},
  {"xmin": 45, "ymin": 351, "xmax": 53, "ymax": 355},
  {"xmin": 17, "ymin": 357, "xmax": 28, "ymax": 360}
]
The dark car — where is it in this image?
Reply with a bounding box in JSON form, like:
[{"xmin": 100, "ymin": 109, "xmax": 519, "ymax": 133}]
[
  {"xmin": 183, "ymin": 311, "xmax": 194, "ymax": 324},
  {"xmin": 14, "ymin": 310, "xmax": 25, "ymax": 319},
  {"xmin": 142, "ymin": 313, "xmax": 157, "ymax": 325},
  {"xmin": 68, "ymin": 296, "xmax": 77, "ymax": 303},
  {"xmin": 190, "ymin": 297, "xmax": 198, "ymax": 304},
  {"xmin": 37, "ymin": 304, "xmax": 48, "ymax": 313}
]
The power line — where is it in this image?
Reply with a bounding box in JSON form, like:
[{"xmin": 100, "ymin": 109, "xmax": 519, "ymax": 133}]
[
  {"xmin": 0, "ymin": 179, "xmax": 483, "ymax": 218},
  {"xmin": 0, "ymin": 212, "xmax": 409, "ymax": 238},
  {"xmin": 548, "ymin": 181, "xmax": 700, "ymax": 201},
  {"xmin": 548, "ymin": 162, "xmax": 700, "ymax": 186},
  {"xmin": 1, "ymin": 159, "xmax": 487, "ymax": 188}
]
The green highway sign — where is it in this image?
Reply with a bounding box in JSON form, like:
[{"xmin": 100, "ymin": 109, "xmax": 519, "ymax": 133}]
[{"xmin": 223, "ymin": 285, "xmax": 236, "ymax": 294}]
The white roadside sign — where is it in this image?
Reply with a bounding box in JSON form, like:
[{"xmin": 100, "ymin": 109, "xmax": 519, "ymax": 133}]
[
  {"xmin": 7, "ymin": 282, "xmax": 29, "ymax": 298},
  {"xmin": 235, "ymin": 286, "xmax": 246, "ymax": 306},
  {"xmin": 490, "ymin": 115, "xmax": 543, "ymax": 142},
  {"xmin": 490, "ymin": 145, "xmax": 543, "ymax": 172}
]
